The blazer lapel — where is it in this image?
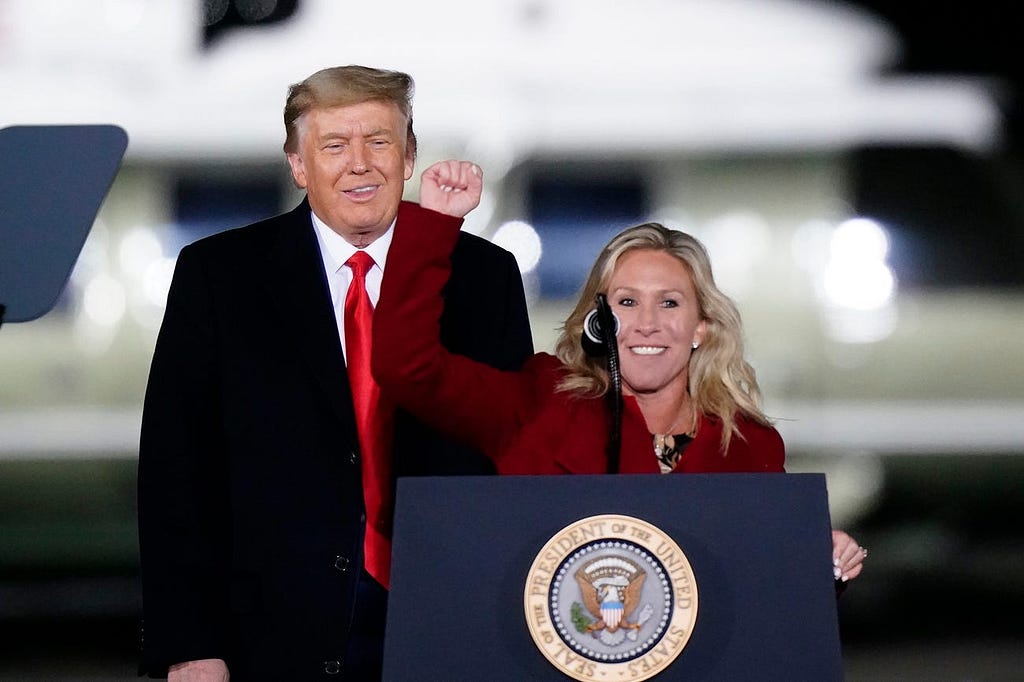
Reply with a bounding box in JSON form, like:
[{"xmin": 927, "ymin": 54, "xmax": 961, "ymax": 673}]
[{"xmin": 263, "ymin": 200, "xmax": 358, "ymax": 445}]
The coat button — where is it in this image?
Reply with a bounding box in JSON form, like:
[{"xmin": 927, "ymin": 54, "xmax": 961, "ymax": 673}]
[
  {"xmin": 323, "ymin": 660, "xmax": 341, "ymax": 675},
  {"xmin": 333, "ymin": 555, "xmax": 350, "ymax": 572},
  {"xmin": 349, "ymin": 451, "xmax": 358, "ymax": 464}
]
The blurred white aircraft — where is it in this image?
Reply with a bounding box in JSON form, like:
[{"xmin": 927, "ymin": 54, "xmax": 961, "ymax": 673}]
[{"xmin": 0, "ymin": 0, "xmax": 1001, "ymax": 161}]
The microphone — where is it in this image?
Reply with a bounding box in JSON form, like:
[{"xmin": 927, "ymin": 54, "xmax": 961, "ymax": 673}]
[
  {"xmin": 583, "ymin": 294, "xmax": 623, "ymax": 474},
  {"xmin": 581, "ymin": 300, "xmax": 620, "ymax": 357}
]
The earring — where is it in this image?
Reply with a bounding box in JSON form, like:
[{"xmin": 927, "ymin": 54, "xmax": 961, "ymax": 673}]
[{"xmin": 692, "ymin": 342, "xmax": 699, "ymax": 350}]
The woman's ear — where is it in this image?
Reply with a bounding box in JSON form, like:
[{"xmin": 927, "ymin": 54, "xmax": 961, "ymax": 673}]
[{"xmin": 693, "ymin": 319, "xmax": 708, "ymax": 348}]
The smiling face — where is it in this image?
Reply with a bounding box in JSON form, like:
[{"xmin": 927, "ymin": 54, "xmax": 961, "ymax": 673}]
[
  {"xmin": 286, "ymin": 100, "xmax": 415, "ymax": 246},
  {"xmin": 606, "ymin": 248, "xmax": 707, "ymax": 398}
]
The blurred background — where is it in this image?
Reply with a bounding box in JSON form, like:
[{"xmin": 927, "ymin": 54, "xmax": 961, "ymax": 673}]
[{"xmin": 1, "ymin": 0, "xmax": 1022, "ymax": 679}]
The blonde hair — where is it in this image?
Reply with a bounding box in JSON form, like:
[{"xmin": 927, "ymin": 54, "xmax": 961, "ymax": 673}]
[
  {"xmin": 282, "ymin": 65, "xmax": 416, "ymax": 157},
  {"xmin": 554, "ymin": 223, "xmax": 770, "ymax": 449}
]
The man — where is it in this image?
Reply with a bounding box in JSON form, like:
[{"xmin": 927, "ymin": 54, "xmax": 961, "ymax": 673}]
[{"xmin": 137, "ymin": 65, "xmax": 532, "ymax": 680}]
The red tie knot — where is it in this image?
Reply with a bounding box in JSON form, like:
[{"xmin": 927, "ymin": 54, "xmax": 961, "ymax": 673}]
[{"xmin": 346, "ymin": 250, "xmax": 375, "ymax": 279}]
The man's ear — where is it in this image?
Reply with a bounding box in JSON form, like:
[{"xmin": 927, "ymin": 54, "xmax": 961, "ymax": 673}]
[
  {"xmin": 286, "ymin": 153, "xmax": 307, "ymax": 189},
  {"xmin": 403, "ymin": 148, "xmax": 415, "ymax": 181}
]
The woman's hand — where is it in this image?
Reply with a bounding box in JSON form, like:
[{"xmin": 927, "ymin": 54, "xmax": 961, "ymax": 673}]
[
  {"xmin": 420, "ymin": 160, "xmax": 483, "ymax": 218},
  {"xmin": 832, "ymin": 529, "xmax": 867, "ymax": 583}
]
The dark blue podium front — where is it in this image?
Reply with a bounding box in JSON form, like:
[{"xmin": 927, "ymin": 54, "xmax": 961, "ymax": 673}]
[{"xmin": 384, "ymin": 473, "xmax": 842, "ymax": 681}]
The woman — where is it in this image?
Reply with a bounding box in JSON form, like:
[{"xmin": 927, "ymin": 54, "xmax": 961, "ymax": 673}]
[{"xmin": 374, "ymin": 160, "xmax": 866, "ymax": 583}]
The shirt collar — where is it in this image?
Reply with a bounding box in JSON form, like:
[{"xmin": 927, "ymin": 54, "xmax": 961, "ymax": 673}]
[{"xmin": 309, "ymin": 210, "xmax": 394, "ymax": 274}]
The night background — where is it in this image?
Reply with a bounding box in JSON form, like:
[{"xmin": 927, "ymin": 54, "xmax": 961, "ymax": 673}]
[{"xmin": 2, "ymin": 1, "xmax": 1024, "ymax": 679}]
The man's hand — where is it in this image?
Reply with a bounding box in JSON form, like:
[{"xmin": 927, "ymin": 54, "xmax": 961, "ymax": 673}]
[
  {"xmin": 420, "ymin": 160, "xmax": 483, "ymax": 218},
  {"xmin": 168, "ymin": 658, "xmax": 230, "ymax": 681}
]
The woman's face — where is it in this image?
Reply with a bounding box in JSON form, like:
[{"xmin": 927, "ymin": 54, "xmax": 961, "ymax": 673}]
[{"xmin": 606, "ymin": 249, "xmax": 707, "ymax": 398}]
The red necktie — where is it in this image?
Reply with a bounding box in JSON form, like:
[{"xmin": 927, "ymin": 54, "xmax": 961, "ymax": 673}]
[{"xmin": 344, "ymin": 250, "xmax": 393, "ymax": 589}]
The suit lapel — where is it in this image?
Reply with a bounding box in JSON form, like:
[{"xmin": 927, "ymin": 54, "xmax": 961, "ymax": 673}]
[{"xmin": 263, "ymin": 200, "xmax": 359, "ymax": 446}]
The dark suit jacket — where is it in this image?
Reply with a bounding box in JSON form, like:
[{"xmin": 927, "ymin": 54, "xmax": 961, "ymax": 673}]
[
  {"xmin": 137, "ymin": 200, "xmax": 532, "ymax": 679},
  {"xmin": 374, "ymin": 212, "xmax": 785, "ymax": 476}
]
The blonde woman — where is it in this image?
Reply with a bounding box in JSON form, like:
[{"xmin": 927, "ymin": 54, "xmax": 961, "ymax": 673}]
[{"xmin": 375, "ymin": 160, "xmax": 866, "ymax": 584}]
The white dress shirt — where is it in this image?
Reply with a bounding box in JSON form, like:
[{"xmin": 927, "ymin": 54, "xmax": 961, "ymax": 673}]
[{"xmin": 310, "ymin": 211, "xmax": 395, "ymax": 361}]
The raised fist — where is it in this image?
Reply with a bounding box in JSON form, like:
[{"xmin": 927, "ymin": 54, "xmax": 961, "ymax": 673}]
[{"xmin": 419, "ymin": 160, "xmax": 483, "ymax": 218}]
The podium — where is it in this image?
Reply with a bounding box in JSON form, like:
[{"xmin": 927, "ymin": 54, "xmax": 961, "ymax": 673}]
[{"xmin": 384, "ymin": 473, "xmax": 843, "ymax": 681}]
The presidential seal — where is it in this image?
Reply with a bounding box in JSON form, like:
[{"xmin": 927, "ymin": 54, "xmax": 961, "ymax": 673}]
[{"xmin": 524, "ymin": 514, "xmax": 698, "ymax": 681}]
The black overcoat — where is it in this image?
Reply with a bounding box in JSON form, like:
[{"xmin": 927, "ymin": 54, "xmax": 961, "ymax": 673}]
[{"xmin": 137, "ymin": 200, "xmax": 532, "ymax": 678}]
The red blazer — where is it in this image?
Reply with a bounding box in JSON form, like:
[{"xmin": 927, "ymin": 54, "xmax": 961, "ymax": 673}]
[{"xmin": 374, "ymin": 209, "xmax": 785, "ymax": 475}]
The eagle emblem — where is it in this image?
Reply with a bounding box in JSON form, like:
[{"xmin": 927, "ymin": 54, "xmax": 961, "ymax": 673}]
[
  {"xmin": 574, "ymin": 556, "xmax": 653, "ymax": 646},
  {"xmin": 525, "ymin": 515, "xmax": 697, "ymax": 681}
]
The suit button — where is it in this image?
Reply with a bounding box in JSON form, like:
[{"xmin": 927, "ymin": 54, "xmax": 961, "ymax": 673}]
[
  {"xmin": 323, "ymin": 660, "xmax": 341, "ymax": 675},
  {"xmin": 334, "ymin": 555, "xmax": 350, "ymax": 572}
]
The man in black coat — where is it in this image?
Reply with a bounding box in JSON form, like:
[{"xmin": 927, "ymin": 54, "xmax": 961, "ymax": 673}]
[{"xmin": 137, "ymin": 65, "xmax": 532, "ymax": 680}]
